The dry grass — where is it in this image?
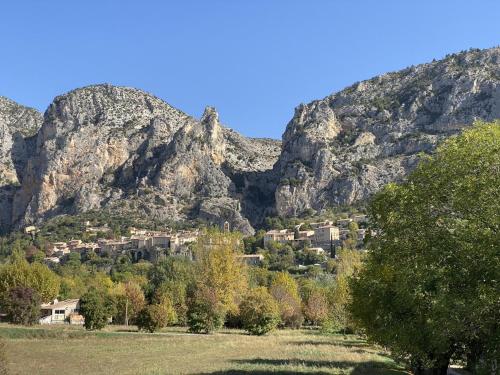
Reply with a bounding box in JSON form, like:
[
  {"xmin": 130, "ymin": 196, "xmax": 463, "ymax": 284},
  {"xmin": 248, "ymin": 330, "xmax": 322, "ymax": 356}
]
[{"xmin": 0, "ymin": 324, "xmax": 407, "ymax": 375}]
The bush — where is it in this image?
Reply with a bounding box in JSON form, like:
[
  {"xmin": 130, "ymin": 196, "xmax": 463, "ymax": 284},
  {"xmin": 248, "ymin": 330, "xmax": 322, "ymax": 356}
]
[
  {"xmin": 153, "ymin": 281, "xmax": 187, "ymax": 325},
  {"xmin": 187, "ymin": 286, "xmax": 225, "ymax": 334},
  {"xmin": 80, "ymin": 288, "xmax": 116, "ymax": 330},
  {"xmin": 269, "ymin": 272, "xmax": 304, "ymax": 328},
  {"xmin": 239, "ymin": 287, "xmax": 280, "ymax": 335},
  {"xmin": 137, "ymin": 300, "xmax": 176, "ymax": 333},
  {"xmin": 4, "ymin": 286, "xmax": 41, "ymax": 325},
  {"xmin": 303, "ymin": 290, "xmax": 329, "ymax": 325}
]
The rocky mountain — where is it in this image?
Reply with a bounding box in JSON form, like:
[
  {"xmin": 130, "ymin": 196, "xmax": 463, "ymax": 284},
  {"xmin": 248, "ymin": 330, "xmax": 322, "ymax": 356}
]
[
  {"xmin": 1, "ymin": 47, "xmax": 499, "ymax": 234},
  {"xmin": 274, "ymin": 47, "xmax": 500, "ymax": 216},
  {"xmin": 10, "ymin": 85, "xmax": 280, "ymax": 234},
  {"xmin": 0, "ymin": 97, "xmax": 43, "ymax": 231}
]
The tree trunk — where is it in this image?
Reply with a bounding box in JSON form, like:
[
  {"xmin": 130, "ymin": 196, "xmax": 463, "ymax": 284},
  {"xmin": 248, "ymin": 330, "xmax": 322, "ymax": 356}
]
[{"xmin": 412, "ymin": 355, "xmax": 450, "ymax": 375}]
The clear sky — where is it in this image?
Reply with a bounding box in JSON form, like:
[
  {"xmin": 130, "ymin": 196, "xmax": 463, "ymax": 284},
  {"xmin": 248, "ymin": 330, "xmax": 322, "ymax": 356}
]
[{"xmin": 1, "ymin": 1, "xmax": 499, "ymax": 139}]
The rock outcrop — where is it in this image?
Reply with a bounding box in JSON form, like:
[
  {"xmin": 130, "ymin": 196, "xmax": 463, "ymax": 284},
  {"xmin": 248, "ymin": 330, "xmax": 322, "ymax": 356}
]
[
  {"xmin": 0, "ymin": 97, "xmax": 42, "ymax": 232},
  {"xmin": 274, "ymin": 47, "xmax": 500, "ymax": 216},
  {"xmin": 1, "ymin": 47, "xmax": 499, "ymax": 234},
  {"xmin": 11, "ymin": 85, "xmax": 280, "ymax": 234}
]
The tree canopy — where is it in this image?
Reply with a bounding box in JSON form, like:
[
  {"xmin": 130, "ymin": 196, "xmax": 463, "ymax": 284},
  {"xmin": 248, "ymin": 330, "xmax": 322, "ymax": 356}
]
[{"xmin": 350, "ymin": 121, "xmax": 500, "ymax": 374}]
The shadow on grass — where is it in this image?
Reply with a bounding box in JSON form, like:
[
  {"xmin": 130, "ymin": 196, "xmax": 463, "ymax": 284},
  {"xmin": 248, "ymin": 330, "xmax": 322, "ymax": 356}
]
[
  {"xmin": 194, "ymin": 359, "xmax": 407, "ymax": 374},
  {"xmin": 194, "ymin": 371, "xmax": 331, "ymax": 375},
  {"xmin": 290, "ymin": 339, "xmax": 370, "ymax": 348}
]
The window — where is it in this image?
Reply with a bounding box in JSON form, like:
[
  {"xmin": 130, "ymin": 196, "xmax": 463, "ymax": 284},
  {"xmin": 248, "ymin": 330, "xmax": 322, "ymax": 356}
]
[{"xmin": 55, "ymin": 309, "xmax": 65, "ymax": 315}]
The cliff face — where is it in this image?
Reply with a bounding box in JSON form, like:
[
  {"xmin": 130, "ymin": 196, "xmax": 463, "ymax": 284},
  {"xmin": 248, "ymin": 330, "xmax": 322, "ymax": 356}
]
[
  {"xmin": 274, "ymin": 48, "xmax": 500, "ymax": 216},
  {"xmin": 0, "ymin": 97, "xmax": 42, "ymax": 232},
  {"xmin": 11, "ymin": 85, "xmax": 280, "ymax": 234},
  {"xmin": 2, "ymin": 47, "xmax": 500, "ymax": 234}
]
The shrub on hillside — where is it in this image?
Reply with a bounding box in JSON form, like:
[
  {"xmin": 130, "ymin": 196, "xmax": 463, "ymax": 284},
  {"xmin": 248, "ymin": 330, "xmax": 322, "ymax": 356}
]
[
  {"xmin": 4, "ymin": 286, "xmax": 41, "ymax": 325},
  {"xmin": 239, "ymin": 287, "xmax": 280, "ymax": 335}
]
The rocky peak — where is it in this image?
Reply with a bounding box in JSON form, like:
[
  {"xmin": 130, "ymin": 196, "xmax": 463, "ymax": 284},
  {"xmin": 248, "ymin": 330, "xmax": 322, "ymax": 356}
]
[
  {"xmin": 274, "ymin": 47, "xmax": 500, "ymax": 216},
  {"xmin": 0, "ymin": 97, "xmax": 43, "ymax": 233}
]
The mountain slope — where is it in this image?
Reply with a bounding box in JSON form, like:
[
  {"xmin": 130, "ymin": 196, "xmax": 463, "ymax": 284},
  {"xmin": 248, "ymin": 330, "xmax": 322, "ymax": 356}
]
[
  {"xmin": 274, "ymin": 47, "xmax": 500, "ymax": 216},
  {"xmin": 0, "ymin": 97, "xmax": 43, "ymax": 232},
  {"xmin": 11, "ymin": 85, "xmax": 281, "ymax": 234}
]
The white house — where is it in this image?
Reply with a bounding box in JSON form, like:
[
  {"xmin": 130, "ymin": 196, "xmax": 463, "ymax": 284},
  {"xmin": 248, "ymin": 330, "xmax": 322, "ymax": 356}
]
[{"xmin": 40, "ymin": 299, "xmax": 82, "ymax": 325}]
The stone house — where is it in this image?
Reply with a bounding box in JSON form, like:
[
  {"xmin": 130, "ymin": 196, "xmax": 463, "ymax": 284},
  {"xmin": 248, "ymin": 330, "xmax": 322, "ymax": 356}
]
[
  {"xmin": 312, "ymin": 225, "xmax": 340, "ymax": 247},
  {"xmin": 263, "ymin": 229, "xmax": 295, "ymax": 247},
  {"xmin": 237, "ymin": 254, "xmax": 264, "ymax": 266}
]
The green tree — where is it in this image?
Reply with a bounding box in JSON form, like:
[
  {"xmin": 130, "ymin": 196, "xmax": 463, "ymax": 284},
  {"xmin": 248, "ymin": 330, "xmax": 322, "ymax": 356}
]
[
  {"xmin": 30, "ymin": 250, "xmax": 45, "ymax": 264},
  {"xmin": 80, "ymin": 288, "xmax": 116, "ymax": 330},
  {"xmin": 4, "ymin": 286, "xmax": 41, "ymax": 325},
  {"xmin": 137, "ymin": 300, "xmax": 176, "ymax": 333},
  {"xmin": 239, "ymin": 287, "xmax": 280, "ymax": 335},
  {"xmin": 323, "ymin": 249, "xmax": 363, "ymax": 333},
  {"xmin": 0, "ymin": 259, "xmax": 59, "ymax": 303},
  {"xmin": 187, "ymin": 286, "xmax": 226, "ymax": 334},
  {"xmin": 153, "ymin": 280, "xmax": 188, "ymax": 325},
  {"xmin": 114, "ymin": 281, "xmax": 146, "ymax": 325},
  {"xmin": 350, "ymin": 122, "xmax": 500, "ymax": 374}
]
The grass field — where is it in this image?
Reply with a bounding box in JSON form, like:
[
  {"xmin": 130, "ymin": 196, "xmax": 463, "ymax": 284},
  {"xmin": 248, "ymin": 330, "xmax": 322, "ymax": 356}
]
[{"xmin": 0, "ymin": 324, "xmax": 407, "ymax": 375}]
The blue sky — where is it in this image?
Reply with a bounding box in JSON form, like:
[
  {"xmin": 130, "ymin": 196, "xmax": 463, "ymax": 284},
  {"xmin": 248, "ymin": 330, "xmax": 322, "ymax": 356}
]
[{"xmin": 1, "ymin": 1, "xmax": 499, "ymax": 139}]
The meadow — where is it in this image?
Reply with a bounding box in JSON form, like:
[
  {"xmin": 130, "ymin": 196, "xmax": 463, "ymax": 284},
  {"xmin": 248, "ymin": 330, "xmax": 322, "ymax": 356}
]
[{"xmin": 0, "ymin": 324, "xmax": 407, "ymax": 375}]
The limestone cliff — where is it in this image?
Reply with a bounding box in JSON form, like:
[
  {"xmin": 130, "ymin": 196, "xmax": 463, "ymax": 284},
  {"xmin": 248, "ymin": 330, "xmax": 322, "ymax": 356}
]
[
  {"xmin": 2, "ymin": 47, "xmax": 500, "ymax": 234},
  {"xmin": 0, "ymin": 97, "xmax": 42, "ymax": 232},
  {"xmin": 11, "ymin": 85, "xmax": 280, "ymax": 234},
  {"xmin": 274, "ymin": 47, "xmax": 500, "ymax": 216}
]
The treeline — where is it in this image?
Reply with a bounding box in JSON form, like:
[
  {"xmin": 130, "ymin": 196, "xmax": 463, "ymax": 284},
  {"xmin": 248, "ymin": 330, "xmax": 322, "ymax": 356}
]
[{"xmin": 0, "ymin": 229, "xmax": 363, "ymax": 336}]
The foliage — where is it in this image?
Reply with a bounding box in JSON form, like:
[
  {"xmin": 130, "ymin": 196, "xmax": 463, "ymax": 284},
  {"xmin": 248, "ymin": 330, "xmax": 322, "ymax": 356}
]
[
  {"xmin": 325, "ymin": 248, "xmax": 363, "ymax": 333},
  {"xmin": 263, "ymin": 242, "xmax": 295, "ymax": 271},
  {"xmin": 79, "ymin": 288, "xmax": 116, "ymax": 330},
  {"xmin": 239, "ymin": 287, "xmax": 280, "ymax": 335},
  {"xmin": 4, "ymin": 286, "xmax": 41, "ymax": 325},
  {"xmin": 136, "ymin": 300, "xmax": 176, "ymax": 333},
  {"xmin": 114, "ymin": 281, "xmax": 146, "ymax": 325},
  {"xmin": 0, "ymin": 259, "xmax": 59, "ymax": 302},
  {"xmin": 350, "ymin": 122, "xmax": 500, "ymax": 373},
  {"xmin": 187, "ymin": 286, "xmax": 226, "ymax": 334},
  {"xmin": 303, "ymin": 289, "xmax": 329, "ymax": 325},
  {"xmin": 192, "ymin": 229, "xmax": 247, "ymax": 315},
  {"xmin": 152, "ymin": 280, "xmax": 187, "ymax": 325},
  {"xmin": 243, "ymin": 230, "xmax": 265, "ymax": 254},
  {"xmin": 269, "ymin": 272, "xmax": 303, "ymax": 328}
]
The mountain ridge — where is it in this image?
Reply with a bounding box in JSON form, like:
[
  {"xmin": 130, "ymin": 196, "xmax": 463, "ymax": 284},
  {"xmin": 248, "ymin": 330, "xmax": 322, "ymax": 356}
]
[{"xmin": 1, "ymin": 47, "xmax": 499, "ymax": 234}]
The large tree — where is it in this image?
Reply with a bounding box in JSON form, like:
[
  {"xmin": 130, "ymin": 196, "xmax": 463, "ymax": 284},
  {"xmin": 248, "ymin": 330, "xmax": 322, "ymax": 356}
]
[
  {"xmin": 350, "ymin": 122, "xmax": 500, "ymax": 374},
  {"xmin": 0, "ymin": 259, "xmax": 59, "ymax": 303},
  {"xmin": 4, "ymin": 286, "xmax": 41, "ymax": 325},
  {"xmin": 79, "ymin": 288, "xmax": 116, "ymax": 330},
  {"xmin": 192, "ymin": 229, "xmax": 248, "ymax": 316}
]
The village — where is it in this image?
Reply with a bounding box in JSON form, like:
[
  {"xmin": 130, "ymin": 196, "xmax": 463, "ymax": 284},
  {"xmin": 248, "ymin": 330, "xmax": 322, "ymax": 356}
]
[
  {"xmin": 24, "ymin": 213, "xmax": 369, "ymax": 271},
  {"xmin": 26, "ymin": 213, "xmax": 369, "ymax": 326}
]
